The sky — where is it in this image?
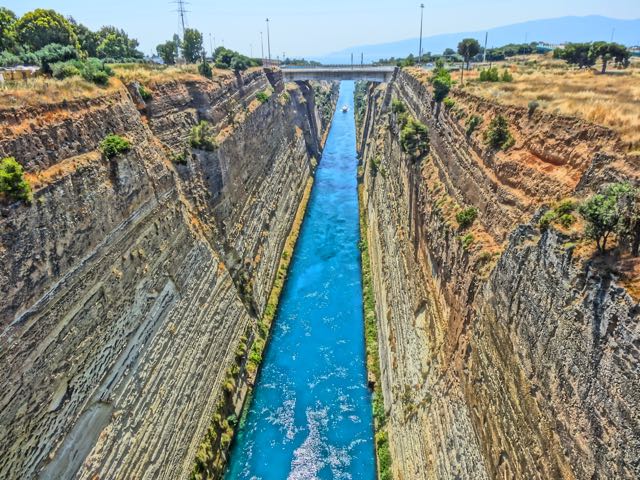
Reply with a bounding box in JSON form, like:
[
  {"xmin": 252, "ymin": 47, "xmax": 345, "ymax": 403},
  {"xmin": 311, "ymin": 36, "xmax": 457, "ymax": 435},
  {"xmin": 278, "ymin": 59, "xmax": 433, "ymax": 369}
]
[{"xmin": 5, "ymin": 0, "xmax": 640, "ymax": 58}]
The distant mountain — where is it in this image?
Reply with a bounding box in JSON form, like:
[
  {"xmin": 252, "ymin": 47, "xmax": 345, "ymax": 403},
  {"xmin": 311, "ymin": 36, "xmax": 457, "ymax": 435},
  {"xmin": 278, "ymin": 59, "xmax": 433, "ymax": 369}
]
[{"xmin": 315, "ymin": 16, "xmax": 640, "ymax": 64}]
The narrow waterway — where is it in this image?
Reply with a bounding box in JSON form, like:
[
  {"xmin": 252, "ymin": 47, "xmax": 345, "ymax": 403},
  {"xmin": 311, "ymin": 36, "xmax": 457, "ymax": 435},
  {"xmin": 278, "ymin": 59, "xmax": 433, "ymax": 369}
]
[{"xmin": 226, "ymin": 81, "xmax": 375, "ymax": 479}]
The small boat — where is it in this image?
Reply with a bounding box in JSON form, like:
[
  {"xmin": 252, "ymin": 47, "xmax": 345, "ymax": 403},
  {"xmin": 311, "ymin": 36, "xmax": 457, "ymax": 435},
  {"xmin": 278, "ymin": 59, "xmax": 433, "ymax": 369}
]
[{"xmin": 342, "ymin": 105, "xmax": 349, "ymax": 113}]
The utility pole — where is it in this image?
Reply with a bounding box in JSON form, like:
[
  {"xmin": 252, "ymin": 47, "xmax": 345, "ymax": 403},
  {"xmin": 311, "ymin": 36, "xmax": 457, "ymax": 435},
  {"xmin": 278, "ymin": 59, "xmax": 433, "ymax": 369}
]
[
  {"xmin": 266, "ymin": 18, "xmax": 272, "ymax": 67},
  {"xmin": 172, "ymin": 0, "xmax": 189, "ymax": 38},
  {"xmin": 209, "ymin": 33, "xmax": 213, "ymax": 57},
  {"xmin": 260, "ymin": 31, "xmax": 264, "ymax": 65},
  {"xmin": 418, "ymin": 3, "xmax": 424, "ymax": 64},
  {"xmin": 483, "ymin": 32, "xmax": 488, "ymax": 63}
]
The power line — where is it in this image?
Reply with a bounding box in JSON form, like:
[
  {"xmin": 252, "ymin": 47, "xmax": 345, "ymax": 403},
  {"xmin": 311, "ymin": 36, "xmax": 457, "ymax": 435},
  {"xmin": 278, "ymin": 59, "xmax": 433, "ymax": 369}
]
[{"xmin": 171, "ymin": 0, "xmax": 190, "ymax": 37}]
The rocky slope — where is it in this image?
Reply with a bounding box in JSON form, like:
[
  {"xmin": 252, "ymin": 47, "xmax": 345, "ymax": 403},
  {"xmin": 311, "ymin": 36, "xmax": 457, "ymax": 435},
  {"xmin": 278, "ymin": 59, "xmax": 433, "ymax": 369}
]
[
  {"xmin": 0, "ymin": 69, "xmax": 337, "ymax": 479},
  {"xmin": 358, "ymin": 69, "xmax": 640, "ymax": 479}
]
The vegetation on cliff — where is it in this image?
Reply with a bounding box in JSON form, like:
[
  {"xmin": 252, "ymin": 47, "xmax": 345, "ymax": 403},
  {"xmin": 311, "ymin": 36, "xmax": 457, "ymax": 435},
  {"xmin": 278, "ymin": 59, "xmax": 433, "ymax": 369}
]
[
  {"xmin": 189, "ymin": 121, "xmax": 219, "ymax": 151},
  {"xmin": 99, "ymin": 134, "xmax": 131, "ymax": 159},
  {"xmin": 0, "ymin": 157, "xmax": 32, "ymax": 204}
]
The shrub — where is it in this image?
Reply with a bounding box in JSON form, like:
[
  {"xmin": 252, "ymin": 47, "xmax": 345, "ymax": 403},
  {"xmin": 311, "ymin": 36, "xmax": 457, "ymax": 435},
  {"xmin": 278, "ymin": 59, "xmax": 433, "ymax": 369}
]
[
  {"xmin": 34, "ymin": 43, "xmax": 78, "ymax": 74},
  {"xmin": 558, "ymin": 213, "xmax": 575, "ymax": 228},
  {"xmin": 0, "ymin": 157, "xmax": 32, "ymax": 203},
  {"xmin": 81, "ymin": 58, "xmax": 113, "ymax": 85},
  {"xmin": 538, "ymin": 210, "xmax": 556, "ymax": 231},
  {"xmin": 465, "ymin": 114, "xmax": 482, "ymax": 136},
  {"xmin": 456, "ymin": 207, "xmax": 478, "ymax": 229},
  {"xmin": 460, "ymin": 233, "xmax": 474, "ymax": 250},
  {"xmin": 100, "ymin": 134, "xmax": 131, "ymax": 159},
  {"xmin": 501, "ymin": 69, "xmax": 513, "ymax": 82},
  {"xmin": 539, "ymin": 200, "xmax": 577, "ymax": 231},
  {"xmin": 171, "ymin": 150, "xmax": 189, "ymax": 165},
  {"xmin": 198, "ymin": 60, "xmax": 212, "ymax": 79},
  {"xmin": 0, "ymin": 51, "xmax": 21, "ymax": 67},
  {"xmin": 479, "ymin": 67, "xmax": 500, "ymax": 82},
  {"xmin": 256, "ymin": 91, "xmax": 270, "ymax": 104},
  {"xmin": 189, "ymin": 121, "xmax": 218, "ymax": 151},
  {"xmin": 485, "ymin": 115, "xmax": 514, "ymax": 150},
  {"xmin": 528, "ymin": 100, "xmax": 539, "ymax": 116},
  {"xmin": 50, "ymin": 60, "xmax": 82, "ymax": 79},
  {"xmin": 400, "ymin": 117, "xmax": 429, "ymax": 159},
  {"xmin": 432, "ymin": 75, "xmax": 451, "ymax": 103},
  {"xmin": 138, "ymin": 84, "xmax": 152, "ymax": 101},
  {"xmin": 443, "ymin": 97, "xmax": 455, "ymax": 110},
  {"xmin": 391, "ymin": 99, "xmax": 406, "ymax": 114}
]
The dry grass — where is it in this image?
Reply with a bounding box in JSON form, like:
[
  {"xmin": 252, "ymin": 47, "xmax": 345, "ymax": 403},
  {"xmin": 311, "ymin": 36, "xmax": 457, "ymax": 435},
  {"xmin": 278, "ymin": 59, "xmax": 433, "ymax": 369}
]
[
  {"xmin": 451, "ymin": 57, "xmax": 640, "ymax": 150},
  {"xmin": 0, "ymin": 76, "xmax": 119, "ymax": 108}
]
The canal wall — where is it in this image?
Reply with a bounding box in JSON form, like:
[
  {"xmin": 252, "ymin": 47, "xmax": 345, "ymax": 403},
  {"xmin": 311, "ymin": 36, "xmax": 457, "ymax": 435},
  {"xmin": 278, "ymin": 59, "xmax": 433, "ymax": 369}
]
[
  {"xmin": 358, "ymin": 69, "xmax": 640, "ymax": 479},
  {"xmin": 0, "ymin": 69, "xmax": 337, "ymax": 479}
]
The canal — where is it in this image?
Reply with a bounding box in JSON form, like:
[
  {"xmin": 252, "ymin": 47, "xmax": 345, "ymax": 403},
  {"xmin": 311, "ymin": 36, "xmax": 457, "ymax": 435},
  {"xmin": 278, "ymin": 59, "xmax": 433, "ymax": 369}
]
[{"xmin": 226, "ymin": 81, "xmax": 376, "ymax": 479}]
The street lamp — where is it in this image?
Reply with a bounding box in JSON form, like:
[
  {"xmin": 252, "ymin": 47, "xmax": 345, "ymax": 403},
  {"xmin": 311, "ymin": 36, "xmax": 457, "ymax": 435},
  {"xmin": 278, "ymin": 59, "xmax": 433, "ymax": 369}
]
[
  {"xmin": 266, "ymin": 18, "xmax": 272, "ymax": 67},
  {"xmin": 418, "ymin": 3, "xmax": 424, "ymax": 64}
]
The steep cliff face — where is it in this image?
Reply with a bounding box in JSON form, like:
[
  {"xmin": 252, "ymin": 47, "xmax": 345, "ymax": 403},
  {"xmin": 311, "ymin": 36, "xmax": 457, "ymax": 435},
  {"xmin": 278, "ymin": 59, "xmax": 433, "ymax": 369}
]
[
  {"xmin": 0, "ymin": 69, "xmax": 337, "ymax": 479},
  {"xmin": 359, "ymin": 70, "xmax": 640, "ymax": 479}
]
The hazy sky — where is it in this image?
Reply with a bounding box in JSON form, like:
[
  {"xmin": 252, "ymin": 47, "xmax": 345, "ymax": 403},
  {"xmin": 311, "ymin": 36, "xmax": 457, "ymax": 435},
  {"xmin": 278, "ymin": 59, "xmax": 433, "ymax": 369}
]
[{"xmin": 5, "ymin": 0, "xmax": 640, "ymax": 58}]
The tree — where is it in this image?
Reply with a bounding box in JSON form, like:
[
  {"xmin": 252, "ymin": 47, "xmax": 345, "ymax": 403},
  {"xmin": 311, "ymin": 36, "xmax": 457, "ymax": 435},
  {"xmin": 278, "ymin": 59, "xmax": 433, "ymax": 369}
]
[
  {"xmin": 14, "ymin": 9, "xmax": 78, "ymax": 51},
  {"xmin": 457, "ymin": 38, "xmax": 480, "ymax": 70},
  {"xmin": 157, "ymin": 40, "xmax": 178, "ymax": 65},
  {"xmin": 182, "ymin": 28, "xmax": 203, "ymax": 63},
  {"xmin": 443, "ymin": 48, "xmax": 455, "ymax": 57},
  {"xmin": 0, "ymin": 157, "xmax": 31, "ymax": 203},
  {"xmin": 96, "ymin": 26, "xmax": 142, "ymax": 60},
  {"xmin": 432, "ymin": 76, "xmax": 451, "ymax": 103},
  {"xmin": 69, "ymin": 19, "xmax": 100, "ymax": 57},
  {"xmin": 35, "ymin": 43, "xmax": 78, "ymax": 74},
  {"xmin": 609, "ymin": 183, "xmax": 640, "ymax": 256},
  {"xmin": 0, "ymin": 7, "xmax": 16, "ymax": 51},
  {"xmin": 400, "ymin": 117, "xmax": 429, "ymax": 159},
  {"xmin": 554, "ymin": 43, "xmax": 594, "ymax": 68},
  {"xmin": 485, "ymin": 115, "xmax": 514, "ymax": 150},
  {"xmin": 578, "ymin": 184, "xmax": 630, "ymax": 253},
  {"xmin": 589, "ymin": 41, "xmax": 629, "ymax": 73}
]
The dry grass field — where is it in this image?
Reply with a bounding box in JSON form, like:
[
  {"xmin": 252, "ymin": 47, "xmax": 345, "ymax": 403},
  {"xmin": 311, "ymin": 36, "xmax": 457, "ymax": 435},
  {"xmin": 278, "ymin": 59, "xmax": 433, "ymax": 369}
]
[{"xmin": 450, "ymin": 55, "xmax": 640, "ymax": 151}]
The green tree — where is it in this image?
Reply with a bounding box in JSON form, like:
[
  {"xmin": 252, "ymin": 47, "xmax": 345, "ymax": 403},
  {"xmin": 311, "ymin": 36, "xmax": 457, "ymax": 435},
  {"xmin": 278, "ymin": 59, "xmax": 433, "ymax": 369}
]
[
  {"xmin": 432, "ymin": 76, "xmax": 451, "ymax": 103},
  {"xmin": 457, "ymin": 38, "xmax": 480, "ymax": 70},
  {"xmin": 443, "ymin": 47, "xmax": 455, "ymax": 56},
  {"xmin": 14, "ymin": 9, "xmax": 78, "ymax": 51},
  {"xmin": 157, "ymin": 40, "xmax": 178, "ymax": 65},
  {"xmin": 400, "ymin": 117, "xmax": 429, "ymax": 159},
  {"xmin": 0, "ymin": 157, "xmax": 32, "ymax": 203},
  {"xmin": 0, "ymin": 7, "xmax": 17, "ymax": 51},
  {"xmin": 609, "ymin": 183, "xmax": 640, "ymax": 256},
  {"xmin": 554, "ymin": 43, "xmax": 594, "ymax": 68},
  {"xmin": 198, "ymin": 57, "xmax": 213, "ymax": 79},
  {"xmin": 35, "ymin": 43, "xmax": 78, "ymax": 74},
  {"xmin": 69, "ymin": 18, "xmax": 99, "ymax": 57},
  {"xmin": 485, "ymin": 115, "xmax": 514, "ymax": 150},
  {"xmin": 579, "ymin": 189, "xmax": 620, "ymax": 253},
  {"xmin": 589, "ymin": 41, "xmax": 629, "ymax": 73},
  {"xmin": 95, "ymin": 26, "xmax": 142, "ymax": 60},
  {"xmin": 182, "ymin": 28, "xmax": 203, "ymax": 63}
]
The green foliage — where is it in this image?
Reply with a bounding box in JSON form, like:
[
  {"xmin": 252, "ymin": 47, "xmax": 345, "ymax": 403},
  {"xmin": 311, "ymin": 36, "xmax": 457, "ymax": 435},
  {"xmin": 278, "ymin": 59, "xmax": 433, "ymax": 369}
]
[
  {"xmin": 189, "ymin": 121, "xmax": 218, "ymax": 151},
  {"xmin": 432, "ymin": 74, "xmax": 452, "ymax": 103},
  {"xmin": 14, "ymin": 9, "xmax": 78, "ymax": 51},
  {"xmin": 457, "ymin": 38, "xmax": 481, "ymax": 68},
  {"xmin": 138, "ymin": 84, "xmax": 152, "ymax": 101},
  {"xmin": 96, "ymin": 27, "xmax": 142, "ymax": 60},
  {"xmin": 376, "ymin": 430, "xmax": 393, "ymax": 480},
  {"xmin": 460, "ymin": 233, "xmax": 475, "ymax": 250},
  {"xmin": 100, "ymin": 134, "xmax": 131, "ymax": 159},
  {"xmin": 80, "ymin": 58, "xmax": 113, "ymax": 85},
  {"xmin": 198, "ymin": 60, "xmax": 213, "ymax": 79},
  {"xmin": 539, "ymin": 199, "xmax": 577, "ymax": 231},
  {"xmin": 400, "ymin": 117, "xmax": 429, "ymax": 159},
  {"xmin": 479, "ymin": 67, "xmax": 500, "ymax": 82},
  {"xmin": 156, "ymin": 39, "xmax": 178, "ymax": 65},
  {"xmin": 589, "ymin": 41, "xmax": 630, "ymax": 73},
  {"xmin": 528, "ymin": 100, "xmax": 539, "ymax": 116},
  {"xmin": 171, "ymin": 150, "xmax": 189, "ymax": 165},
  {"xmin": 501, "ymin": 69, "xmax": 513, "ymax": 82},
  {"xmin": 0, "ymin": 7, "xmax": 17, "ymax": 51},
  {"xmin": 0, "ymin": 157, "xmax": 32, "ymax": 204},
  {"xmin": 70, "ymin": 20, "xmax": 99, "ymax": 57},
  {"xmin": 35, "ymin": 43, "xmax": 78, "ymax": 74},
  {"xmin": 391, "ymin": 99, "xmax": 406, "ymax": 114},
  {"xmin": 485, "ymin": 115, "xmax": 514, "ymax": 150},
  {"xmin": 50, "ymin": 60, "xmax": 82, "ymax": 79},
  {"xmin": 443, "ymin": 97, "xmax": 455, "ymax": 110},
  {"xmin": 0, "ymin": 50, "xmax": 21, "ymax": 67},
  {"xmin": 256, "ymin": 91, "xmax": 270, "ymax": 104},
  {"xmin": 466, "ymin": 114, "xmax": 482, "ymax": 136},
  {"xmin": 554, "ymin": 43, "xmax": 595, "ymax": 68},
  {"xmin": 213, "ymin": 47, "xmax": 258, "ymax": 72},
  {"xmin": 456, "ymin": 207, "xmax": 478, "ymax": 230},
  {"xmin": 182, "ymin": 28, "xmax": 203, "ymax": 63}
]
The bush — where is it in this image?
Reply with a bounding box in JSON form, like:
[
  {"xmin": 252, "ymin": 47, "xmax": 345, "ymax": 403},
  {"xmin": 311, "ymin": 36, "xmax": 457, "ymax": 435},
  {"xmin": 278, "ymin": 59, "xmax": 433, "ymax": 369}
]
[
  {"xmin": 189, "ymin": 121, "xmax": 218, "ymax": 151},
  {"xmin": 256, "ymin": 91, "xmax": 270, "ymax": 104},
  {"xmin": 485, "ymin": 115, "xmax": 514, "ymax": 150},
  {"xmin": 432, "ymin": 75, "xmax": 451, "ymax": 103},
  {"xmin": 479, "ymin": 67, "xmax": 500, "ymax": 82},
  {"xmin": 138, "ymin": 84, "xmax": 152, "ymax": 101},
  {"xmin": 539, "ymin": 199, "xmax": 577, "ymax": 231},
  {"xmin": 391, "ymin": 99, "xmax": 406, "ymax": 114},
  {"xmin": 171, "ymin": 150, "xmax": 189, "ymax": 165},
  {"xmin": 0, "ymin": 51, "xmax": 21, "ymax": 67},
  {"xmin": 460, "ymin": 233, "xmax": 474, "ymax": 250},
  {"xmin": 528, "ymin": 100, "xmax": 539, "ymax": 116},
  {"xmin": 456, "ymin": 207, "xmax": 478, "ymax": 229},
  {"xmin": 81, "ymin": 58, "xmax": 113, "ymax": 85},
  {"xmin": 34, "ymin": 43, "xmax": 78, "ymax": 74},
  {"xmin": 50, "ymin": 60, "xmax": 81, "ymax": 79},
  {"xmin": 465, "ymin": 114, "xmax": 482, "ymax": 136},
  {"xmin": 100, "ymin": 134, "xmax": 131, "ymax": 159},
  {"xmin": 0, "ymin": 157, "xmax": 32, "ymax": 203},
  {"xmin": 198, "ymin": 60, "xmax": 212, "ymax": 79},
  {"xmin": 443, "ymin": 97, "xmax": 455, "ymax": 110},
  {"xmin": 501, "ymin": 69, "xmax": 513, "ymax": 82},
  {"xmin": 400, "ymin": 117, "xmax": 429, "ymax": 159}
]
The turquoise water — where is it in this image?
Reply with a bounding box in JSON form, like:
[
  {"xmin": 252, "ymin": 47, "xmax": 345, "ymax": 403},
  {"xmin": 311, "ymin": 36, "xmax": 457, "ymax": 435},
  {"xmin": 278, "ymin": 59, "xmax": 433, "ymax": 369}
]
[{"xmin": 225, "ymin": 81, "xmax": 375, "ymax": 479}]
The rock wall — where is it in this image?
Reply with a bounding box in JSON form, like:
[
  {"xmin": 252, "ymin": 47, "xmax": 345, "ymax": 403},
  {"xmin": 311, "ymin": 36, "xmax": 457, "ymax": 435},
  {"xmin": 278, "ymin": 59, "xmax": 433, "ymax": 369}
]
[
  {"xmin": 0, "ymin": 69, "xmax": 336, "ymax": 479},
  {"xmin": 359, "ymin": 70, "xmax": 640, "ymax": 479}
]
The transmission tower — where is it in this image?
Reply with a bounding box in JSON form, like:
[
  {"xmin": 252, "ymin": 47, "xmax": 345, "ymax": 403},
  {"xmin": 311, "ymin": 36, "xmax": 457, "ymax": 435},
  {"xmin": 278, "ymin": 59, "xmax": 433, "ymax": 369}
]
[{"xmin": 171, "ymin": 0, "xmax": 190, "ymax": 37}]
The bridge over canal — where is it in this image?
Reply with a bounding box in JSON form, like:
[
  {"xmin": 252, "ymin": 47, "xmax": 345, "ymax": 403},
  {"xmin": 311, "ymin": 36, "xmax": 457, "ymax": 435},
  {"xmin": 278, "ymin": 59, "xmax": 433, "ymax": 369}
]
[{"xmin": 281, "ymin": 65, "xmax": 396, "ymax": 83}]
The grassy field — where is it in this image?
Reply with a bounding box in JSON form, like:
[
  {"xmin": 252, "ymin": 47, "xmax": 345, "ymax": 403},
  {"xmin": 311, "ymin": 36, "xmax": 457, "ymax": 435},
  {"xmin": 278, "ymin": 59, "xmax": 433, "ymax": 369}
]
[{"xmin": 448, "ymin": 54, "xmax": 640, "ymax": 151}]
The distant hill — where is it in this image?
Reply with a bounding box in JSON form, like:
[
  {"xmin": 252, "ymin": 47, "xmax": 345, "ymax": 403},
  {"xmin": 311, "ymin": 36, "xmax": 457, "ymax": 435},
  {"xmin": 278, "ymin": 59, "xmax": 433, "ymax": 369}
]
[{"xmin": 315, "ymin": 16, "xmax": 640, "ymax": 64}]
